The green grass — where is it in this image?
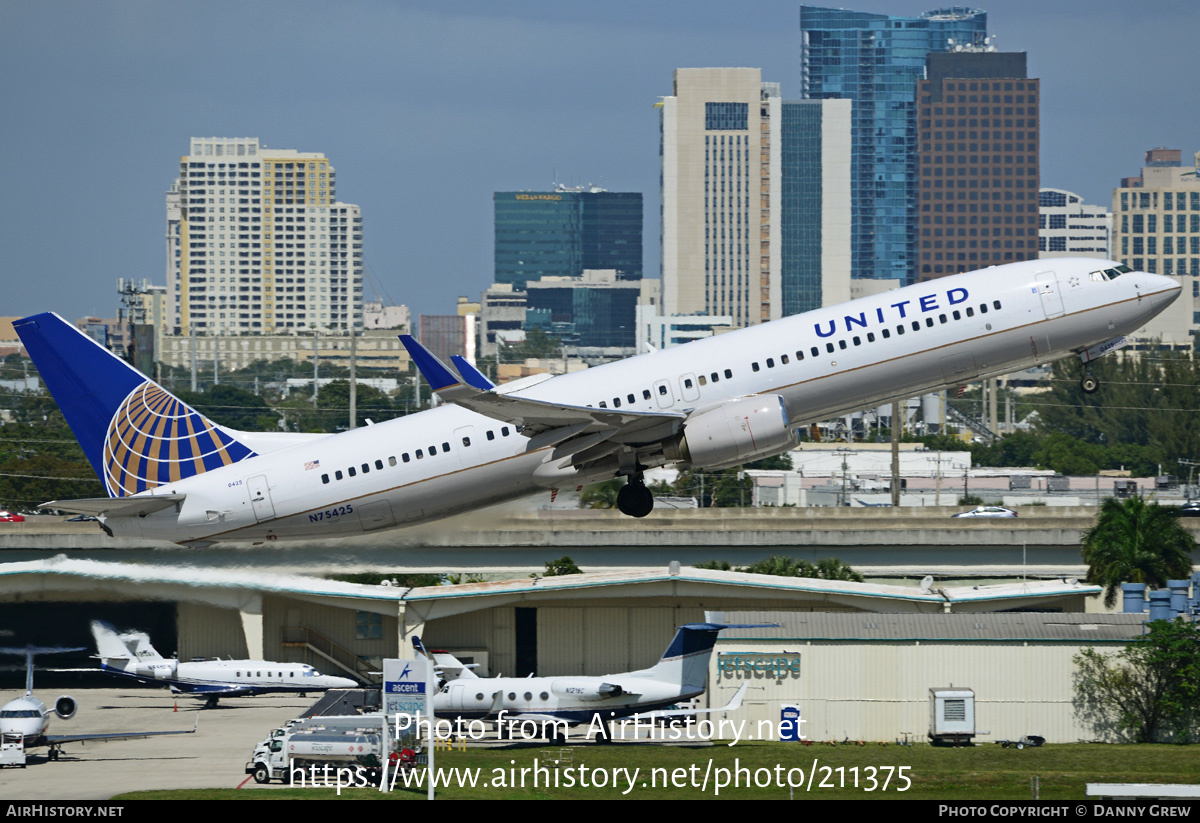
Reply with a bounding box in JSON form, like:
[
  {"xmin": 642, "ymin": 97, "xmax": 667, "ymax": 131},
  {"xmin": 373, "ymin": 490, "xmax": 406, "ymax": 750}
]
[{"xmin": 115, "ymin": 741, "xmax": 1200, "ymax": 800}]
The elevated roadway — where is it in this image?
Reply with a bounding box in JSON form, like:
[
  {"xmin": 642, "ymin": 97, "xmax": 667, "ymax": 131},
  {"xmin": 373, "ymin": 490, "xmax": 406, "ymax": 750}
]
[{"xmin": 6, "ymin": 507, "xmax": 1191, "ymax": 578}]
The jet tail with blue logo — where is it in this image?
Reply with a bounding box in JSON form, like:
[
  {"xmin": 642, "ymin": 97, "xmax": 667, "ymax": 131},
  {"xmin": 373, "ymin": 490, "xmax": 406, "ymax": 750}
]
[
  {"xmin": 13, "ymin": 313, "xmax": 256, "ymax": 498},
  {"xmin": 648, "ymin": 623, "xmax": 777, "ymax": 696}
]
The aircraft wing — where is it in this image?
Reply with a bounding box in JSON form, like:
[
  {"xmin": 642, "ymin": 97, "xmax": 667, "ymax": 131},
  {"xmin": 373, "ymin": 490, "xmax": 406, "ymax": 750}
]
[
  {"xmin": 399, "ymin": 335, "xmax": 685, "ymax": 439},
  {"xmin": 39, "ymin": 494, "xmax": 185, "ymax": 517},
  {"xmin": 47, "ymin": 715, "xmax": 198, "ymax": 746}
]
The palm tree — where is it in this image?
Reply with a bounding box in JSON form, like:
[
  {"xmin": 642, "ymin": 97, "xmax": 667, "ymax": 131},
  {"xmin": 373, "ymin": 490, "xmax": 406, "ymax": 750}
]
[
  {"xmin": 814, "ymin": 557, "xmax": 865, "ymax": 583},
  {"xmin": 742, "ymin": 555, "xmax": 817, "ymax": 577},
  {"xmin": 1081, "ymin": 496, "xmax": 1196, "ymax": 608}
]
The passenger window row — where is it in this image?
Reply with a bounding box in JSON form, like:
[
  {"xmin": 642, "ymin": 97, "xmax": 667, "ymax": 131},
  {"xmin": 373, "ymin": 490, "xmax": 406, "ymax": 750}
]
[
  {"xmin": 541, "ymin": 299, "xmax": 1003, "ymax": 414},
  {"xmin": 319, "ymin": 426, "xmax": 514, "ymax": 484},
  {"xmin": 593, "ymin": 369, "xmax": 737, "ymax": 409}
]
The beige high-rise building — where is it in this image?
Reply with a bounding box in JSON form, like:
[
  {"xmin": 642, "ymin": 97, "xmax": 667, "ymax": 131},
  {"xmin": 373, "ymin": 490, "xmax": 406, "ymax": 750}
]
[
  {"xmin": 1111, "ymin": 148, "xmax": 1200, "ymax": 351},
  {"xmin": 170, "ymin": 137, "xmax": 363, "ymax": 336},
  {"xmin": 659, "ymin": 69, "xmax": 781, "ymax": 328}
]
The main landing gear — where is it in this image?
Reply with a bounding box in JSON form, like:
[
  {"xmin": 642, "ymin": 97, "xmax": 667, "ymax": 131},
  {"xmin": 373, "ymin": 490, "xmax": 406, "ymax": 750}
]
[
  {"xmin": 616, "ymin": 475, "xmax": 655, "ymax": 518},
  {"xmin": 1081, "ymin": 373, "xmax": 1099, "ymax": 394}
]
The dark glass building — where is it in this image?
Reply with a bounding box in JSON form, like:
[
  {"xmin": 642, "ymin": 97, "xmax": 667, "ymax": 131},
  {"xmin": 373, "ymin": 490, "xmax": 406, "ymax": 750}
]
[
  {"xmin": 799, "ymin": 5, "xmax": 988, "ymax": 284},
  {"xmin": 781, "ymin": 101, "xmax": 825, "ymax": 316},
  {"xmin": 494, "ymin": 187, "xmax": 642, "ymax": 289},
  {"xmin": 525, "ymin": 272, "xmax": 640, "ymax": 349}
]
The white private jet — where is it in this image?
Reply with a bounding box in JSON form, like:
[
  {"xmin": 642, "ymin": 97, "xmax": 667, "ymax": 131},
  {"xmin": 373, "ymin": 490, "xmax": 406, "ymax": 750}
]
[
  {"xmin": 90, "ymin": 621, "xmax": 357, "ymax": 708},
  {"xmin": 0, "ymin": 645, "xmax": 195, "ymax": 763},
  {"xmin": 14, "ymin": 258, "xmax": 1180, "ymax": 546},
  {"xmin": 412, "ymin": 623, "xmax": 769, "ymax": 741}
]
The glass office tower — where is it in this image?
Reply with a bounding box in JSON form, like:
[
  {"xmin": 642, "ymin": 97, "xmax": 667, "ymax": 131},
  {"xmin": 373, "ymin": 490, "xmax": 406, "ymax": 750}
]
[
  {"xmin": 799, "ymin": 5, "xmax": 988, "ymax": 284},
  {"xmin": 494, "ymin": 187, "xmax": 642, "ymax": 289}
]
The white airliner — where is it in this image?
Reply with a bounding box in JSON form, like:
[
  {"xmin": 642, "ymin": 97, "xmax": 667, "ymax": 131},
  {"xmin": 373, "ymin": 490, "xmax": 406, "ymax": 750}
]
[
  {"xmin": 90, "ymin": 621, "xmax": 357, "ymax": 708},
  {"xmin": 0, "ymin": 645, "xmax": 195, "ymax": 762},
  {"xmin": 412, "ymin": 623, "xmax": 767, "ymax": 740},
  {"xmin": 14, "ymin": 258, "xmax": 1180, "ymax": 546}
]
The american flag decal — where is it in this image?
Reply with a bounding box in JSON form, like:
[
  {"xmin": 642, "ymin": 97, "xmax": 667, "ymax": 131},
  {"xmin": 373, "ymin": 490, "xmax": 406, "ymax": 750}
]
[{"xmin": 305, "ymin": 460, "xmax": 320, "ymax": 471}]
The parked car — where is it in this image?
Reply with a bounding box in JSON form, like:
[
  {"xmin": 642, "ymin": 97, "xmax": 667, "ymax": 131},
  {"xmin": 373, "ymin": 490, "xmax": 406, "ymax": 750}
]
[
  {"xmin": 952, "ymin": 506, "xmax": 1017, "ymax": 519},
  {"xmin": 1174, "ymin": 501, "xmax": 1200, "ymax": 518},
  {"xmin": 0, "ymin": 511, "xmax": 25, "ymax": 522}
]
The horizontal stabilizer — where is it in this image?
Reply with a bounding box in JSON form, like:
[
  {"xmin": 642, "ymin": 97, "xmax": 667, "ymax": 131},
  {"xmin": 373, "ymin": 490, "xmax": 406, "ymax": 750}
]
[
  {"xmin": 40, "ymin": 495, "xmax": 185, "ymax": 518},
  {"xmin": 636, "ymin": 683, "xmax": 749, "ymax": 722}
]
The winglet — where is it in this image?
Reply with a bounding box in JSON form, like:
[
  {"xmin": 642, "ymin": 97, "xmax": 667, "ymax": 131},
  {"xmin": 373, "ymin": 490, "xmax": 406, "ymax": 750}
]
[
  {"xmin": 398, "ymin": 335, "xmax": 480, "ymax": 401},
  {"xmin": 412, "ymin": 635, "xmax": 428, "ymax": 658},
  {"xmin": 450, "ymin": 355, "xmax": 496, "ymax": 390}
]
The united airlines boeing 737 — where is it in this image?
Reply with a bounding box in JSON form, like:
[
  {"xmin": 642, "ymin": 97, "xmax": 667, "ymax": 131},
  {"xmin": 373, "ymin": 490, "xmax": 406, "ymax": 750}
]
[{"xmin": 14, "ymin": 258, "xmax": 1180, "ymax": 547}]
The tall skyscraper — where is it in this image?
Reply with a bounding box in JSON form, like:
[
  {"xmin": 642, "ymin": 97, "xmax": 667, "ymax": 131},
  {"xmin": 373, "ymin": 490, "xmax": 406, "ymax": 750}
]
[
  {"xmin": 799, "ymin": 5, "xmax": 988, "ymax": 284},
  {"xmin": 659, "ymin": 68, "xmax": 780, "ymax": 328},
  {"xmin": 915, "ymin": 50, "xmax": 1039, "ymax": 280},
  {"xmin": 780, "ymin": 99, "xmax": 852, "ymax": 315},
  {"xmin": 171, "ymin": 137, "xmax": 362, "ymax": 336},
  {"xmin": 493, "ymin": 185, "xmax": 642, "ymax": 290}
]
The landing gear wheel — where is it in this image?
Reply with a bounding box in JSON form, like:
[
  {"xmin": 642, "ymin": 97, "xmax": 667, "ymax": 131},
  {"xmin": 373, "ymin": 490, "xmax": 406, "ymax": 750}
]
[
  {"xmin": 1081, "ymin": 374, "xmax": 1099, "ymax": 394},
  {"xmin": 254, "ymin": 764, "xmax": 272, "ymax": 784},
  {"xmin": 204, "ymin": 696, "xmax": 220, "ymax": 709},
  {"xmin": 594, "ymin": 720, "xmax": 614, "ymax": 743},
  {"xmin": 616, "ymin": 479, "xmax": 654, "ymax": 518}
]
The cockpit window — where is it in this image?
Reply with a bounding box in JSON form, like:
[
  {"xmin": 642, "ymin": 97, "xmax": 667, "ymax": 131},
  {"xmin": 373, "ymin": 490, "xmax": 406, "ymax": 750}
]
[{"xmin": 1104, "ymin": 264, "xmax": 1132, "ymax": 279}]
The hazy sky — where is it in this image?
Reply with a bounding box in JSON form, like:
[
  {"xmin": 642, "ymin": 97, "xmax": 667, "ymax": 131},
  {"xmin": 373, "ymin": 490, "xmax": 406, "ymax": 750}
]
[{"xmin": 2, "ymin": 0, "xmax": 1197, "ymax": 323}]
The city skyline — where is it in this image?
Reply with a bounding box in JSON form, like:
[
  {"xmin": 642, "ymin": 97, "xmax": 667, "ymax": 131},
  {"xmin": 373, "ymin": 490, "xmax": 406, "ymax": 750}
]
[{"xmin": 3, "ymin": 0, "xmax": 1198, "ymax": 326}]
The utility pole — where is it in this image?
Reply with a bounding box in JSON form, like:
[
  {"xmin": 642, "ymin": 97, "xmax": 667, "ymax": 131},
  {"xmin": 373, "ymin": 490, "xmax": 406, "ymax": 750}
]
[
  {"xmin": 891, "ymin": 399, "xmax": 901, "ymax": 507},
  {"xmin": 312, "ymin": 329, "xmax": 320, "ymax": 403},
  {"xmin": 349, "ymin": 320, "xmax": 357, "ymax": 430},
  {"xmin": 1180, "ymin": 459, "xmax": 1200, "ymax": 501},
  {"xmin": 189, "ymin": 328, "xmax": 197, "ymax": 392},
  {"xmin": 935, "ymin": 449, "xmax": 942, "ymax": 507}
]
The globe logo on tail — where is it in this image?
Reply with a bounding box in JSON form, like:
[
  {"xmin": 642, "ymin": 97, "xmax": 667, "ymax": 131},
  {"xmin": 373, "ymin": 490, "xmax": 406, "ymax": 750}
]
[{"xmin": 102, "ymin": 382, "xmax": 255, "ymax": 497}]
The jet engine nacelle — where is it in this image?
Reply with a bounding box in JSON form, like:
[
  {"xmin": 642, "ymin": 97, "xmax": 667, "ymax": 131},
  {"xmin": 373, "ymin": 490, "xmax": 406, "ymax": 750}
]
[
  {"xmin": 136, "ymin": 661, "xmax": 178, "ymax": 680},
  {"xmin": 667, "ymin": 395, "xmax": 797, "ymax": 471},
  {"xmin": 54, "ymin": 695, "xmax": 77, "ymax": 720},
  {"xmin": 550, "ymin": 680, "xmax": 624, "ymax": 701}
]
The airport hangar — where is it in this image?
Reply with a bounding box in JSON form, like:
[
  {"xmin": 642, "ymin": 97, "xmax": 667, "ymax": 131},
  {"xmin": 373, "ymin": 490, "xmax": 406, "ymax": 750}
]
[{"xmin": 0, "ymin": 557, "xmax": 1128, "ymax": 742}]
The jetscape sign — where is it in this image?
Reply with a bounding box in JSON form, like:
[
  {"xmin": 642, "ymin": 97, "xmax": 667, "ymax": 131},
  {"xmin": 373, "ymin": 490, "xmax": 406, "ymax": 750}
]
[
  {"xmin": 718, "ymin": 652, "xmax": 801, "ymax": 679},
  {"xmin": 383, "ymin": 657, "xmax": 431, "ymax": 717}
]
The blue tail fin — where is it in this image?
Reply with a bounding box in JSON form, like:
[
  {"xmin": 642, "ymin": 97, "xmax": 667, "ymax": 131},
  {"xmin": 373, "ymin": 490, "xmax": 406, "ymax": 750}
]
[
  {"xmin": 14, "ymin": 313, "xmax": 256, "ymax": 498},
  {"xmin": 651, "ymin": 623, "xmax": 778, "ymax": 693},
  {"xmin": 450, "ymin": 355, "xmax": 496, "ymax": 390}
]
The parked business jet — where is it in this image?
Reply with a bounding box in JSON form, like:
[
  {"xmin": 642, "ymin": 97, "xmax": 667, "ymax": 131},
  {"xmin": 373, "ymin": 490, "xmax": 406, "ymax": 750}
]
[
  {"xmin": 90, "ymin": 621, "xmax": 357, "ymax": 708},
  {"xmin": 14, "ymin": 258, "xmax": 1180, "ymax": 546},
  {"xmin": 0, "ymin": 645, "xmax": 195, "ymax": 762},
  {"xmin": 412, "ymin": 623, "xmax": 767, "ymax": 740}
]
